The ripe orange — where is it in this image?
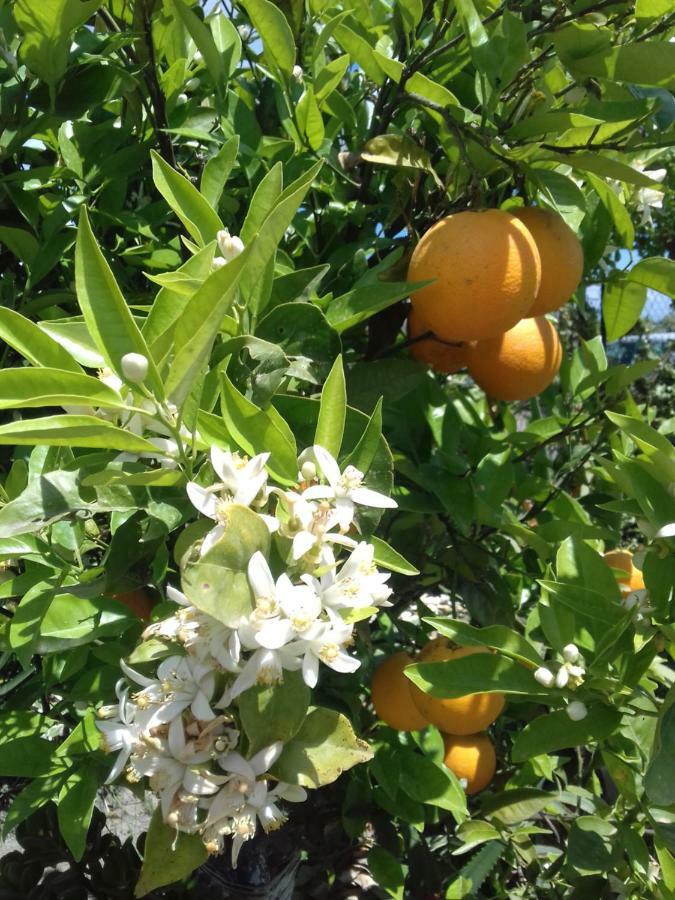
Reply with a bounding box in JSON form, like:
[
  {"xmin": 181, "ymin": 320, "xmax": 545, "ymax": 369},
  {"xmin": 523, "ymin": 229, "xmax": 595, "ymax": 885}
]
[
  {"xmin": 512, "ymin": 207, "xmax": 584, "ymax": 315},
  {"xmin": 407, "ymin": 307, "xmax": 470, "ymax": 374},
  {"xmin": 466, "ymin": 315, "xmax": 562, "ymax": 401},
  {"xmin": 442, "ymin": 732, "xmax": 496, "ymax": 795},
  {"xmin": 409, "ymin": 646, "xmax": 505, "ymax": 735},
  {"xmin": 111, "ymin": 589, "xmax": 155, "ymax": 620},
  {"xmin": 603, "ymin": 550, "xmax": 645, "ymax": 592},
  {"xmin": 371, "ymin": 652, "xmax": 429, "ymax": 732},
  {"xmin": 407, "ymin": 209, "xmax": 541, "ymax": 342}
]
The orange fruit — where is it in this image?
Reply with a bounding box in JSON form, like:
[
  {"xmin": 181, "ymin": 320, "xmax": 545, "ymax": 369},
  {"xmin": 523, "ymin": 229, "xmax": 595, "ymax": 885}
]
[
  {"xmin": 512, "ymin": 207, "xmax": 584, "ymax": 315},
  {"xmin": 442, "ymin": 732, "xmax": 496, "ymax": 795},
  {"xmin": 603, "ymin": 550, "xmax": 645, "ymax": 592},
  {"xmin": 407, "ymin": 307, "xmax": 470, "ymax": 374},
  {"xmin": 407, "ymin": 209, "xmax": 541, "ymax": 342},
  {"xmin": 409, "ymin": 646, "xmax": 505, "ymax": 735},
  {"xmin": 466, "ymin": 315, "xmax": 562, "ymax": 401},
  {"xmin": 111, "ymin": 589, "xmax": 155, "ymax": 620},
  {"xmin": 371, "ymin": 652, "xmax": 429, "ymax": 732}
]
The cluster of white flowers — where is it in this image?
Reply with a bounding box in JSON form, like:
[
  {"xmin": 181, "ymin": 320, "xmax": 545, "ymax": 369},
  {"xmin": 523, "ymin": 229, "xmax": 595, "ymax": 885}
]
[
  {"xmin": 97, "ymin": 443, "xmax": 396, "ymax": 863},
  {"xmin": 534, "ymin": 643, "xmax": 588, "ymax": 720}
]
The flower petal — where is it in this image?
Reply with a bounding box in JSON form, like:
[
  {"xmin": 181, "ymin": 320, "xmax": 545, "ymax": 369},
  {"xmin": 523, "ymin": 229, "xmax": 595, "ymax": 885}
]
[
  {"xmin": 313, "ymin": 444, "xmax": 341, "ymax": 486},
  {"xmin": 247, "ymin": 551, "xmax": 275, "ymax": 599},
  {"xmin": 302, "ymin": 652, "xmax": 319, "ymax": 688},
  {"xmin": 349, "ymin": 486, "xmax": 397, "ymax": 508},
  {"xmin": 187, "ymin": 482, "xmax": 218, "ymax": 519}
]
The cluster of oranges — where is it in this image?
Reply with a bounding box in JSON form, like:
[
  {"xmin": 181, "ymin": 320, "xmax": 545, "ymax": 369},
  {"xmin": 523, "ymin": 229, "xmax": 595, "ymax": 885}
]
[
  {"xmin": 371, "ymin": 642, "xmax": 504, "ymax": 795},
  {"xmin": 407, "ymin": 207, "xmax": 584, "ymax": 401}
]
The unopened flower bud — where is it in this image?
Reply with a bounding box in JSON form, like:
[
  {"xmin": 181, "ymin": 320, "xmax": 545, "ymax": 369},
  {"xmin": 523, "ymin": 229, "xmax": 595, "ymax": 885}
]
[
  {"xmin": 566, "ymin": 701, "xmax": 588, "ymax": 721},
  {"xmin": 237, "ymin": 24, "xmax": 252, "ymax": 41},
  {"xmin": 121, "ymin": 352, "xmax": 149, "ymax": 384},
  {"xmin": 292, "ymin": 64, "xmax": 304, "ymax": 82},
  {"xmin": 185, "ymin": 76, "xmax": 200, "ymax": 92},
  {"xmin": 216, "ymin": 229, "xmax": 244, "ymax": 262},
  {"xmin": 534, "ymin": 667, "xmax": 555, "ymax": 688},
  {"xmin": 555, "ymin": 666, "xmax": 569, "ymax": 689},
  {"xmin": 562, "ymin": 643, "xmax": 580, "ymax": 663},
  {"xmin": 567, "ymin": 665, "xmax": 585, "ymax": 679},
  {"xmin": 212, "ymin": 256, "xmax": 227, "ymax": 270},
  {"xmin": 301, "ymin": 461, "xmax": 316, "ymax": 481},
  {"xmin": 176, "ymin": 92, "xmax": 188, "ymax": 105}
]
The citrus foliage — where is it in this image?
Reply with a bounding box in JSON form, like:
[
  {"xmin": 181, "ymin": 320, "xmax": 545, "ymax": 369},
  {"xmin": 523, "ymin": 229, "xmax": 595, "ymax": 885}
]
[{"xmin": 0, "ymin": 0, "xmax": 673, "ymax": 897}]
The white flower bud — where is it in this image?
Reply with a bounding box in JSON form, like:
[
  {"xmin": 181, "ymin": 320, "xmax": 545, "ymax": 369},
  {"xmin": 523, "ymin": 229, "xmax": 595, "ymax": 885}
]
[
  {"xmin": 176, "ymin": 92, "xmax": 188, "ymax": 105},
  {"xmin": 121, "ymin": 352, "xmax": 149, "ymax": 384},
  {"xmin": 216, "ymin": 229, "xmax": 244, "ymax": 262},
  {"xmin": 292, "ymin": 64, "xmax": 304, "ymax": 82},
  {"xmin": 567, "ymin": 665, "xmax": 585, "ymax": 679},
  {"xmin": 562, "ymin": 643, "xmax": 580, "ymax": 664},
  {"xmin": 566, "ymin": 701, "xmax": 588, "ymax": 721},
  {"xmin": 555, "ymin": 666, "xmax": 569, "ymax": 689},
  {"xmin": 301, "ymin": 461, "xmax": 316, "ymax": 481},
  {"xmin": 185, "ymin": 76, "xmax": 200, "ymax": 92},
  {"xmin": 534, "ymin": 667, "xmax": 555, "ymax": 688},
  {"xmin": 212, "ymin": 256, "xmax": 227, "ymax": 270},
  {"xmin": 655, "ymin": 522, "xmax": 675, "ymax": 539},
  {"xmin": 237, "ymin": 24, "xmax": 252, "ymax": 41}
]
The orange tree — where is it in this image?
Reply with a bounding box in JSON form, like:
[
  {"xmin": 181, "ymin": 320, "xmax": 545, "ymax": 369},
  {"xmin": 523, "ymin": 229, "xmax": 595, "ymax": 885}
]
[{"xmin": 0, "ymin": 0, "xmax": 673, "ymax": 896}]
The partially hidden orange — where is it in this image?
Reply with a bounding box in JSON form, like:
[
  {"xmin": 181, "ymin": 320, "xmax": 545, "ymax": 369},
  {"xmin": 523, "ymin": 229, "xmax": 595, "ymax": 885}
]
[
  {"xmin": 371, "ymin": 652, "xmax": 429, "ymax": 732},
  {"xmin": 603, "ymin": 549, "xmax": 645, "ymax": 592},
  {"xmin": 407, "ymin": 209, "xmax": 541, "ymax": 342},
  {"xmin": 407, "ymin": 307, "xmax": 471, "ymax": 374},
  {"xmin": 442, "ymin": 732, "xmax": 496, "ymax": 795},
  {"xmin": 466, "ymin": 315, "xmax": 562, "ymax": 401},
  {"xmin": 409, "ymin": 646, "xmax": 505, "ymax": 735},
  {"xmin": 111, "ymin": 588, "xmax": 155, "ymax": 620},
  {"xmin": 512, "ymin": 206, "xmax": 584, "ymax": 315}
]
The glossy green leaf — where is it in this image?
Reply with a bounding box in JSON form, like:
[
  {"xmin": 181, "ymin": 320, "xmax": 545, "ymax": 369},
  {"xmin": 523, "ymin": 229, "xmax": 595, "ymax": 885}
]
[
  {"xmin": 296, "ymin": 87, "xmax": 325, "ymax": 151},
  {"xmin": 239, "ymin": 670, "xmax": 310, "ymax": 755},
  {"xmin": 135, "ymin": 806, "xmax": 207, "ymax": 897},
  {"xmin": 482, "ymin": 789, "xmax": 558, "ymax": 826},
  {"xmin": 0, "ymin": 736, "xmax": 56, "ymax": 777},
  {"xmin": 454, "ymin": 0, "xmax": 499, "ymax": 87},
  {"xmin": 603, "ymin": 278, "xmax": 647, "ymax": 342},
  {"xmin": 0, "ymin": 367, "xmax": 129, "ymax": 411},
  {"xmin": 57, "ymin": 762, "xmax": 99, "ymax": 861},
  {"xmin": 626, "ymin": 256, "xmax": 675, "ymax": 298},
  {"xmin": 220, "ymin": 372, "xmax": 298, "ymax": 483},
  {"xmin": 241, "ymin": 0, "xmax": 296, "ymax": 74},
  {"xmin": 151, "ymin": 150, "xmax": 224, "ymax": 247},
  {"xmin": 170, "ymin": 0, "xmax": 225, "ymax": 90},
  {"xmin": 241, "ymin": 162, "xmax": 283, "ymax": 244},
  {"xmin": 200, "ymin": 136, "xmax": 239, "ymax": 208},
  {"xmin": 166, "ymin": 242, "xmax": 252, "ymax": 405},
  {"xmin": 567, "ymin": 40, "xmax": 675, "ymax": 89},
  {"xmin": 512, "ymin": 706, "xmax": 622, "ymax": 762},
  {"xmin": 333, "ymin": 22, "xmax": 384, "ymax": 84},
  {"xmin": 646, "ymin": 701, "xmax": 675, "ymax": 806},
  {"xmin": 272, "ymin": 707, "xmax": 372, "ymax": 788},
  {"xmin": 426, "ymin": 619, "xmax": 545, "ymax": 667},
  {"xmin": 0, "ymin": 415, "xmax": 165, "ymax": 453},
  {"xmin": 326, "ymin": 279, "xmax": 428, "ymax": 333},
  {"xmin": 75, "ymin": 207, "xmax": 162, "ymax": 395},
  {"xmin": 0, "ymin": 308, "xmax": 82, "ymax": 372},
  {"xmin": 369, "ymin": 536, "xmax": 418, "ymax": 575},
  {"xmin": 314, "ymin": 355, "xmax": 346, "ymax": 458},
  {"xmin": 343, "ymin": 397, "xmax": 382, "ymax": 476},
  {"xmin": 407, "ymin": 653, "xmax": 549, "ymax": 699},
  {"xmin": 586, "ymin": 172, "xmax": 634, "ymax": 247}
]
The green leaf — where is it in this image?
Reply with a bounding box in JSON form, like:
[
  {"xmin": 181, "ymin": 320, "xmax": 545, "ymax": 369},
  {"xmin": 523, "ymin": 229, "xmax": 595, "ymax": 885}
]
[
  {"xmin": 566, "ymin": 40, "xmax": 675, "ymax": 89},
  {"xmin": 603, "ymin": 278, "xmax": 647, "ymax": 342},
  {"xmin": 0, "ymin": 225, "xmax": 38, "ymax": 267},
  {"xmin": 446, "ymin": 841, "xmax": 503, "ymax": 898},
  {"xmin": 396, "ymin": 748, "xmax": 467, "ymax": 818},
  {"xmin": 567, "ymin": 816, "xmax": 617, "ymax": 875},
  {"xmin": 135, "ymin": 806, "xmax": 207, "ymax": 897},
  {"xmin": 238, "ymin": 670, "xmax": 310, "ymax": 755},
  {"xmin": 0, "ymin": 367, "xmax": 129, "ymax": 411},
  {"xmin": 200, "ymin": 504, "xmax": 271, "ymax": 571},
  {"xmin": 407, "ymin": 653, "xmax": 549, "ymax": 699},
  {"xmin": 314, "ymin": 54, "xmax": 350, "ymax": 103},
  {"xmin": 165, "ymin": 242, "xmax": 253, "ymax": 405},
  {"xmin": 75, "ymin": 207, "xmax": 163, "ymax": 395},
  {"xmin": 272, "ymin": 707, "xmax": 372, "ymax": 787},
  {"xmin": 0, "ymin": 415, "xmax": 166, "ymax": 453},
  {"xmin": 241, "ymin": 0, "xmax": 296, "ymax": 75},
  {"xmin": 361, "ymin": 134, "xmax": 440, "ymax": 184},
  {"xmin": 529, "ymin": 167, "xmax": 586, "ymax": 230},
  {"xmin": 646, "ymin": 702, "xmax": 675, "ymax": 806},
  {"xmin": 3, "ymin": 773, "xmax": 67, "ymax": 837},
  {"xmin": 0, "ymin": 736, "xmax": 56, "ymax": 777},
  {"xmin": 14, "ymin": 0, "xmax": 98, "ymax": 96},
  {"xmin": 181, "ymin": 563, "xmax": 253, "ymax": 630},
  {"xmin": 564, "ymin": 152, "xmax": 667, "ymax": 189},
  {"xmin": 326, "ymin": 279, "xmax": 428, "ymax": 333},
  {"xmin": 511, "ymin": 706, "xmax": 622, "ymax": 762},
  {"xmin": 0, "ymin": 308, "xmax": 82, "ymax": 372},
  {"xmin": 296, "ymin": 87, "xmax": 325, "ymax": 151},
  {"xmin": 368, "ymin": 847, "xmax": 406, "ymax": 899},
  {"xmin": 342, "ymin": 397, "xmax": 382, "ymax": 476},
  {"xmin": 426, "ymin": 619, "xmax": 545, "ymax": 667},
  {"xmin": 57, "ymin": 762, "xmax": 99, "ymax": 861},
  {"xmin": 241, "ymin": 163, "xmax": 283, "ymax": 244},
  {"xmin": 454, "ymin": 0, "xmax": 500, "ymax": 87},
  {"xmin": 482, "ymin": 789, "xmax": 557, "ymax": 826},
  {"xmin": 211, "ymin": 12, "xmax": 242, "ymax": 75},
  {"xmin": 556, "ymin": 536, "xmax": 622, "ymax": 601},
  {"xmin": 220, "ymin": 372, "xmax": 298, "ymax": 483},
  {"xmin": 200, "ymin": 136, "xmax": 239, "ymax": 209},
  {"xmin": 626, "ymin": 256, "xmax": 675, "ymax": 298},
  {"xmin": 0, "ymin": 470, "xmax": 82, "ymax": 538},
  {"xmin": 314, "ymin": 355, "xmax": 346, "ymax": 458},
  {"xmin": 150, "ymin": 150, "xmax": 224, "ymax": 247},
  {"xmin": 369, "ymin": 535, "xmax": 418, "ymax": 575},
  {"xmin": 333, "ymin": 22, "xmax": 384, "ymax": 84},
  {"xmin": 170, "ymin": 0, "xmax": 225, "ymax": 90},
  {"xmin": 586, "ymin": 172, "xmax": 634, "ymax": 247}
]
